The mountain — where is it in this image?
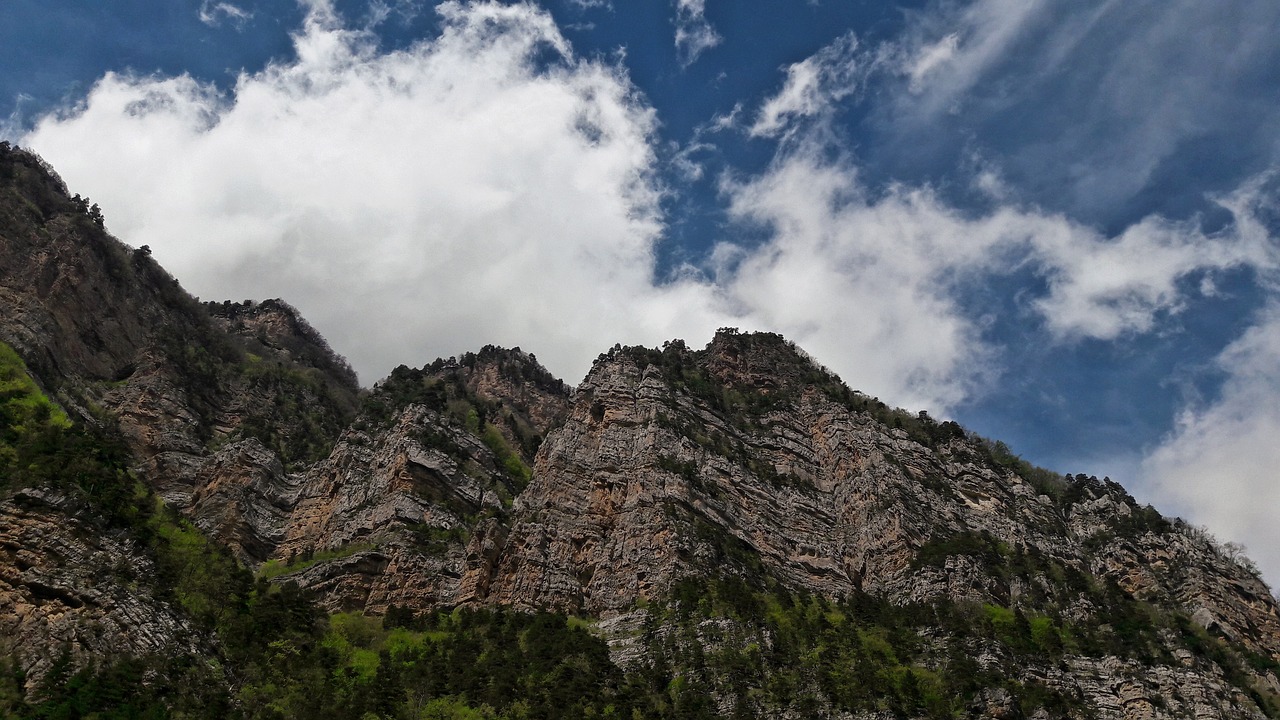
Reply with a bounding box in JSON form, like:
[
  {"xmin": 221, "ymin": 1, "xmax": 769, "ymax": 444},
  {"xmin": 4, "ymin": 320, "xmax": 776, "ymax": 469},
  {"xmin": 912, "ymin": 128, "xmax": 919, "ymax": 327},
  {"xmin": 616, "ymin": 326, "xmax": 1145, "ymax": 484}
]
[{"xmin": 3, "ymin": 141, "xmax": 1280, "ymax": 718}]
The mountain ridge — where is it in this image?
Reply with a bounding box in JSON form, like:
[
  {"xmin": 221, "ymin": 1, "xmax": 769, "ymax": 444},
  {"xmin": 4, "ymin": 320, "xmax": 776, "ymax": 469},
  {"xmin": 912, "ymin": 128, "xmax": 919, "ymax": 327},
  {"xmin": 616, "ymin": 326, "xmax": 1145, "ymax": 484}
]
[{"xmin": 3, "ymin": 141, "xmax": 1280, "ymax": 718}]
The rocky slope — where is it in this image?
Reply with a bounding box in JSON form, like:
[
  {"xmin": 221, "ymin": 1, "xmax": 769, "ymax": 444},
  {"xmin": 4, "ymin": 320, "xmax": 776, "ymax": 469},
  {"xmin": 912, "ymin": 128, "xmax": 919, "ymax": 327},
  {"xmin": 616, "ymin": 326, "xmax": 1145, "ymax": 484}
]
[
  {"xmin": 0, "ymin": 488, "xmax": 202, "ymax": 690},
  {"xmin": 3, "ymin": 142, "xmax": 1280, "ymax": 718},
  {"xmin": 0, "ymin": 146, "xmax": 359, "ymax": 489}
]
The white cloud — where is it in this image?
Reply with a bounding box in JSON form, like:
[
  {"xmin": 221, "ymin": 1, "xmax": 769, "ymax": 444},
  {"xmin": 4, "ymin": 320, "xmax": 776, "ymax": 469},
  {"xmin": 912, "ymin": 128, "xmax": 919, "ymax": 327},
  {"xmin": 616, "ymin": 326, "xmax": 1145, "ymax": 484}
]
[
  {"xmin": 748, "ymin": 26, "xmax": 1280, "ymax": 347},
  {"xmin": 905, "ymin": 32, "xmax": 958, "ymax": 93},
  {"xmin": 1141, "ymin": 304, "xmax": 1280, "ymax": 588},
  {"xmin": 1030, "ymin": 186, "xmax": 1275, "ymax": 341},
  {"xmin": 886, "ymin": 0, "xmax": 1049, "ymax": 117},
  {"xmin": 199, "ymin": 0, "xmax": 253, "ymax": 28},
  {"xmin": 873, "ymin": 0, "xmax": 1280, "ymax": 222},
  {"xmin": 22, "ymin": 0, "xmax": 1002, "ymax": 413},
  {"xmin": 739, "ymin": 52, "xmax": 1280, "ymax": 406},
  {"xmin": 23, "ymin": 0, "xmax": 1280, "ymax": 438},
  {"xmin": 720, "ymin": 153, "xmax": 1001, "ymax": 410},
  {"xmin": 750, "ymin": 32, "xmax": 862, "ymax": 138},
  {"xmin": 364, "ymin": 0, "xmax": 427, "ymax": 29},
  {"xmin": 740, "ymin": 5, "xmax": 1280, "ymax": 590},
  {"xmin": 674, "ymin": 0, "xmax": 721, "ymax": 67},
  {"xmin": 25, "ymin": 1, "xmax": 725, "ymax": 386}
]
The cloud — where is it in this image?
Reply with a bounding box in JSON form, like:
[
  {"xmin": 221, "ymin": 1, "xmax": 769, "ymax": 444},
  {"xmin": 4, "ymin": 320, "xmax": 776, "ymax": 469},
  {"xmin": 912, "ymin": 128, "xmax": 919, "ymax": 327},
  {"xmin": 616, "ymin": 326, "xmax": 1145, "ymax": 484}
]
[
  {"xmin": 872, "ymin": 0, "xmax": 1280, "ymax": 225},
  {"xmin": 888, "ymin": 0, "xmax": 1048, "ymax": 113},
  {"xmin": 364, "ymin": 0, "xmax": 427, "ymax": 29},
  {"xmin": 25, "ymin": 1, "xmax": 726, "ymax": 385},
  {"xmin": 22, "ymin": 0, "xmax": 1280, "ymax": 441},
  {"xmin": 199, "ymin": 0, "xmax": 253, "ymax": 28},
  {"xmin": 904, "ymin": 32, "xmax": 958, "ymax": 93},
  {"xmin": 749, "ymin": 32, "xmax": 863, "ymax": 139},
  {"xmin": 715, "ymin": 150, "xmax": 1260, "ymax": 411},
  {"xmin": 19, "ymin": 0, "xmax": 1002, "ymax": 413},
  {"xmin": 674, "ymin": 0, "xmax": 721, "ymax": 67},
  {"xmin": 1141, "ymin": 303, "xmax": 1280, "ymax": 588},
  {"xmin": 737, "ymin": 45, "xmax": 1280, "ymax": 410},
  {"xmin": 1030, "ymin": 179, "xmax": 1278, "ymax": 341},
  {"xmin": 719, "ymin": 152, "xmax": 1001, "ymax": 411}
]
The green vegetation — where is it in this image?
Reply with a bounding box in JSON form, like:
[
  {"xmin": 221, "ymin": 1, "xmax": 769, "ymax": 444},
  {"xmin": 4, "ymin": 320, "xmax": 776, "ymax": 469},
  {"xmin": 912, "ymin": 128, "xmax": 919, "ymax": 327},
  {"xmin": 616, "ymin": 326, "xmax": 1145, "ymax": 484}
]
[
  {"xmin": 10, "ymin": 603, "xmax": 646, "ymax": 720},
  {"xmin": 978, "ymin": 438, "xmax": 1069, "ymax": 498},
  {"xmin": 0, "ymin": 342, "xmax": 145, "ymax": 529},
  {"xmin": 257, "ymin": 543, "xmax": 379, "ymax": 580},
  {"xmin": 205, "ymin": 298, "xmax": 360, "ymax": 391},
  {"xmin": 361, "ymin": 360, "xmax": 542, "ymax": 501},
  {"xmin": 0, "ymin": 342, "xmax": 71, "ymax": 479},
  {"xmin": 635, "ymin": 574, "xmax": 1082, "ymax": 718},
  {"xmin": 233, "ymin": 357, "xmax": 360, "ymax": 469},
  {"xmin": 481, "ymin": 424, "xmax": 532, "ymax": 489}
]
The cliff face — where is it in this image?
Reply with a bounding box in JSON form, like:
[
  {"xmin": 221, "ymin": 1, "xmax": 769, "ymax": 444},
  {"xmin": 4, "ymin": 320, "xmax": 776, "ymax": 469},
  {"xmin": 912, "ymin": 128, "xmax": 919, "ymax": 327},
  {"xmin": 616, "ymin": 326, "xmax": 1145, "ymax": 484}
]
[
  {"xmin": 0, "ymin": 144, "xmax": 358, "ymax": 686},
  {"xmin": 480, "ymin": 334, "xmax": 1278, "ymax": 641},
  {"xmin": 0, "ymin": 489, "xmax": 201, "ymax": 691},
  {"xmin": 0, "ymin": 147, "xmax": 359, "ymax": 495},
  {"xmin": 4, "ymin": 144, "xmax": 1280, "ymax": 717},
  {"xmin": 261, "ymin": 348, "xmax": 571, "ymax": 612}
]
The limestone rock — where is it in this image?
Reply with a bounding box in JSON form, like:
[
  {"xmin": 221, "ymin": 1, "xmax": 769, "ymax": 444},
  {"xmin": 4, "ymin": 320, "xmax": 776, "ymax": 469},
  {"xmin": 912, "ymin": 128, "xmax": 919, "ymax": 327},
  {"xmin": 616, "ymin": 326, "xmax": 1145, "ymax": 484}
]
[{"xmin": 0, "ymin": 489, "xmax": 202, "ymax": 689}]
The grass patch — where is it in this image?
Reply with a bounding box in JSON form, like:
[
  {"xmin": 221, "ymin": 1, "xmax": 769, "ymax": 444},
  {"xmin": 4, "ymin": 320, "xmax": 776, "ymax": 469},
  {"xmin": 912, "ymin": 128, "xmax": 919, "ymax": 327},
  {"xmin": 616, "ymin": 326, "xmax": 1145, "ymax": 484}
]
[{"xmin": 257, "ymin": 543, "xmax": 377, "ymax": 580}]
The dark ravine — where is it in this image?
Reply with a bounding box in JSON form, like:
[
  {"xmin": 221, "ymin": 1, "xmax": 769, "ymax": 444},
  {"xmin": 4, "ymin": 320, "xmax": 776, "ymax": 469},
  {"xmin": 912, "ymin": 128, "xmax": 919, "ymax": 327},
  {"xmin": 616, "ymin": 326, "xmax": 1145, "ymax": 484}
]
[{"xmin": 3, "ymin": 141, "xmax": 1280, "ymax": 718}]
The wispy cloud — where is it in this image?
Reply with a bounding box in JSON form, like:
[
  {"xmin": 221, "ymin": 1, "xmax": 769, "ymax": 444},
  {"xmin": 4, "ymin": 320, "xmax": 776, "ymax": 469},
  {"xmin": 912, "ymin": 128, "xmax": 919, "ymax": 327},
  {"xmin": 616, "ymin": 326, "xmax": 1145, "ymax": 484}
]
[
  {"xmin": 364, "ymin": 0, "xmax": 427, "ymax": 29},
  {"xmin": 873, "ymin": 0, "xmax": 1280, "ymax": 225},
  {"xmin": 740, "ymin": 29, "xmax": 1280, "ymax": 414},
  {"xmin": 674, "ymin": 0, "xmax": 721, "ymax": 67},
  {"xmin": 198, "ymin": 0, "xmax": 253, "ymax": 28},
  {"xmin": 764, "ymin": 0, "xmax": 1280, "ymax": 585},
  {"xmin": 887, "ymin": 0, "xmax": 1048, "ymax": 115},
  {"xmin": 749, "ymin": 32, "xmax": 864, "ymax": 139}
]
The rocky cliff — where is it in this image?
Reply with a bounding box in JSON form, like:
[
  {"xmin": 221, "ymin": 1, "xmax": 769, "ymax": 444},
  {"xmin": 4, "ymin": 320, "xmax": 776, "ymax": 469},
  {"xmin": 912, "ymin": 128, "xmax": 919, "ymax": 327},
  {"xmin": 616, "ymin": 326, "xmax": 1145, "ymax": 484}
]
[{"xmin": 3, "ymin": 142, "xmax": 1280, "ymax": 718}]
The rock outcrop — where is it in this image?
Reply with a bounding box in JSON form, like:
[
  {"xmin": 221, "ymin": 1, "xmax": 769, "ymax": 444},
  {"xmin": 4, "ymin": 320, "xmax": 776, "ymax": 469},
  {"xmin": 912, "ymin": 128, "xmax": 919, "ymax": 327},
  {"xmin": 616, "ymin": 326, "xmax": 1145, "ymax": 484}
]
[{"xmin": 0, "ymin": 489, "xmax": 201, "ymax": 689}]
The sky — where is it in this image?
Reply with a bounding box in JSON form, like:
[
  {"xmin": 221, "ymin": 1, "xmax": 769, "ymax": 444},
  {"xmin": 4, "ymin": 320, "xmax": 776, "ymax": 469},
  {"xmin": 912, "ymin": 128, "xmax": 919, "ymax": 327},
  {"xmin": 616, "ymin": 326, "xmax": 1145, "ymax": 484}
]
[{"xmin": 3, "ymin": 0, "xmax": 1279, "ymax": 587}]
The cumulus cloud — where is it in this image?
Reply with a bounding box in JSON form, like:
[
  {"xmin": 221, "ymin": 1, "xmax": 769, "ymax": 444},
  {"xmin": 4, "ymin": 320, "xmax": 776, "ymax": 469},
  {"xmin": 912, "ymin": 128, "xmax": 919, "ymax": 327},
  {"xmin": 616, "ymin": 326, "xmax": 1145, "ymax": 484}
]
[
  {"xmin": 26, "ymin": 0, "xmax": 1021, "ymax": 412},
  {"xmin": 674, "ymin": 0, "xmax": 721, "ymax": 67},
  {"xmin": 716, "ymin": 156, "xmax": 1275, "ymax": 410},
  {"xmin": 22, "ymin": 0, "xmax": 1280, "ymax": 443},
  {"xmin": 18, "ymin": 0, "xmax": 997, "ymax": 413},
  {"xmin": 26, "ymin": 1, "xmax": 726, "ymax": 385},
  {"xmin": 719, "ymin": 154, "xmax": 1000, "ymax": 410},
  {"xmin": 1141, "ymin": 304, "xmax": 1280, "ymax": 587}
]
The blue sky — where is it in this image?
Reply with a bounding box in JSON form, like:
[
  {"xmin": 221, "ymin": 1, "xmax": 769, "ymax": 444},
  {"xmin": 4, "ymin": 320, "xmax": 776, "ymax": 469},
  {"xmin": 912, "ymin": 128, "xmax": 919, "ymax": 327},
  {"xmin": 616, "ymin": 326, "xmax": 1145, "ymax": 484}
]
[{"xmin": 4, "ymin": 0, "xmax": 1280, "ymax": 585}]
